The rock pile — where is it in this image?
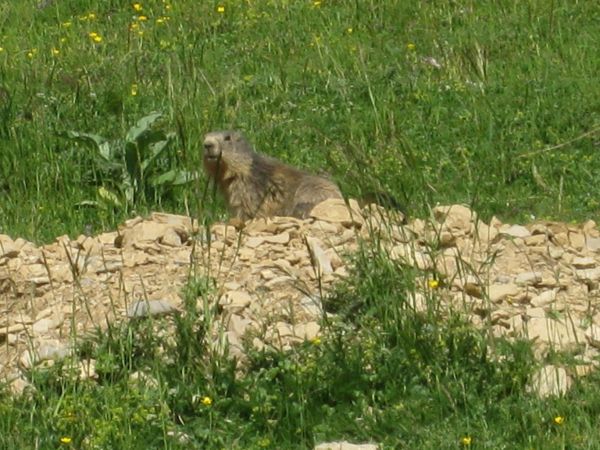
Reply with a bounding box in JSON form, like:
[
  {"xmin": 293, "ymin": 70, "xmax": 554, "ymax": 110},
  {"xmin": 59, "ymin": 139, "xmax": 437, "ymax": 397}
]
[{"xmin": 2, "ymin": 200, "xmax": 600, "ymax": 399}]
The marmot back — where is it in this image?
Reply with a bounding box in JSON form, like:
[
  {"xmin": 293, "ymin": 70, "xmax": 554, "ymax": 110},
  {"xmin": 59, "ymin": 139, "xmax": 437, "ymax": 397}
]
[{"xmin": 203, "ymin": 130, "xmax": 342, "ymax": 220}]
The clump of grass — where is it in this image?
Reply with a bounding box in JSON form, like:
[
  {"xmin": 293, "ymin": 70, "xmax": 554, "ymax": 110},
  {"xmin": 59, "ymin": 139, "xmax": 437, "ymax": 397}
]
[{"xmin": 3, "ymin": 247, "xmax": 600, "ymax": 448}]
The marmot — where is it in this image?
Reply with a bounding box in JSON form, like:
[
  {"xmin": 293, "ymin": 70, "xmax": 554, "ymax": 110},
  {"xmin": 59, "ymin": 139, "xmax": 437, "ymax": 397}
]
[{"xmin": 203, "ymin": 130, "xmax": 343, "ymax": 220}]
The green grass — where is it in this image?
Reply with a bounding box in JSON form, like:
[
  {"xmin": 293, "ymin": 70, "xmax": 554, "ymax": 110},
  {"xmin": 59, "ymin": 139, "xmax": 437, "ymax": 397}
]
[
  {"xmin": 2, "ymin": 1, "xmax": 600, "ymax": 449},
  {"xmin": 1, "ymin": 0, "xmax": 599, "ymax": 242}
]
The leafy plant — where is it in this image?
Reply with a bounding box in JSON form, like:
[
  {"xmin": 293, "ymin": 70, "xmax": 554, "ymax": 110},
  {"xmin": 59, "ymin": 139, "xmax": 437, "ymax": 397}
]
[{"xmin": 62, "ymin": 112, "xmax": 196, "ymax": 214}]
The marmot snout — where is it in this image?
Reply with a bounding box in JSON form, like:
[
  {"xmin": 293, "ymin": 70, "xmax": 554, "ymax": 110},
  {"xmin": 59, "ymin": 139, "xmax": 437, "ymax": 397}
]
[{"xmin": 202, "ymin": 130, "xmax": 342, "ymax": 220}]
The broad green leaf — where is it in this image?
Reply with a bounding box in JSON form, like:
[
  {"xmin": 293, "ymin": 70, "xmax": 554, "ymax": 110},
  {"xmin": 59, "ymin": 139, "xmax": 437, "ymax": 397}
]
[
  {"xmin": 125, "ymin": 111, "xmax": 163, "ymax": 143},
  {"xmin": 140, "ymin": 139, "xmax": 171, "ymax": 172},
  {"xmin": 61, "ymin": 130, "xmax": 112, "ymax": 160},
  {"xmin": 97, "ymin": 186, "xmax": 122, "ymax": 208},
  {"xmin": 152, "ymin": 170, "xmax": 199, "ymax": 186}
]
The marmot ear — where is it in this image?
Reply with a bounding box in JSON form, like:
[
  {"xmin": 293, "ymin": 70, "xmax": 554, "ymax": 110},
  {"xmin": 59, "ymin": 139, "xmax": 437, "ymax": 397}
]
[{"xmin": 223, "ymin": 133, "xmax": 232, "ymax": 142}]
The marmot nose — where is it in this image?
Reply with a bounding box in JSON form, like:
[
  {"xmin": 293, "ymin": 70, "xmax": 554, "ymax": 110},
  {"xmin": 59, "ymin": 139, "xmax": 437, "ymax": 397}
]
[{"xmin": 204, "ymin": 142, "xmax": 214, "ymax": 152}]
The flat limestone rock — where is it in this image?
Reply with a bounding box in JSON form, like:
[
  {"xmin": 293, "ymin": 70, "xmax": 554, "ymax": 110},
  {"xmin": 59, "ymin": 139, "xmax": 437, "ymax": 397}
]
[
  {"xmin": 315, "ymin": 442, "xmax": 378, "ymax": 450},
  {"xmin": 310, "ymin": 199, "xmax": 363, "ymax": 227},
  {"xmin": 127, "ymin": 300, "xmax": 178, "ymax": 318},
  {"xmin": 433, "ymin": 204, "xmax": 476, "ymax": 235},
  {"xmin": 488, "ymin": 283, "xmax": 519, "ymax": 303},
  {"xmin": 528, "ymin": 365, "xmax": 572, "ymax": 398},
  {"xmin": 501, "ymin": 224, "xmax": 531, "ymax": 238}
]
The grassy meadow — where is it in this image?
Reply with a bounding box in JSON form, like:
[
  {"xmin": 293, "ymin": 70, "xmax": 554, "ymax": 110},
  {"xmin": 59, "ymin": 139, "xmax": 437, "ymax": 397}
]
[{"xmin": 1, "ymin": 0, "xmax": 600, "ymax": 448}]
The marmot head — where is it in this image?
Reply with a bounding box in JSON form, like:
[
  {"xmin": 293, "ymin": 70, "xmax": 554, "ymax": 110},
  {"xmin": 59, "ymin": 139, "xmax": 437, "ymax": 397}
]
[
  {"xmin": 203, "ymin": 130, "xmax": 254, "ymax": 180},
  {"xmin": 203, "ymin": 130, "xmax": 251, "ymax": 162}
]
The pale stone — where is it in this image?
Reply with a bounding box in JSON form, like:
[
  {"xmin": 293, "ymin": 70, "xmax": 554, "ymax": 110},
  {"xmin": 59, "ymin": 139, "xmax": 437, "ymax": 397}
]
[
  {"xmin": 389, "ymin": 245, "xmax": 432, "ymax": 269},
  {"xmin": 223, "ymin": 331, "xmax": 245, "ymax": 360},
  {"xmin": 274, "ymin": 322, "xmax": 294, "ymax": 338},
  {"xmin": 585, "ymin": 236, "xmax": 600, "ymax": 252},
  {"xmin": 575, "ymin": 364, "xmax": 595, "ymax": 377},
  {"xmin": 298, "ymin": 296, "xmax": 323, "ymax": 317},
  {"xmin": 9, "ymin": 378, "xmax": 33, "ymax": 396},
  {"xmin": 309, "ymin": 199, "xmax": 363, "ymax": 227},
  {"xmin": 528, "ymin": 365, "xmax": 572, "ymax": 398},
  {"xmin": 127, "ymin": 300, "xmax": 178, "ymax": 318},
  {"xmin": 525, "ymin": 235, "xmax": 546, "ymax": 246},
  {"xmin": 476, "ymin": 222, "xmax": 498, "ymax": 243},
  {"xmin": 79, "ymin": 359, "xmax": 98, "ymax": 380},
  {"xmin": 37, "ymin": 341, "xmax": 70, "ymax": 362},
  {"xmin": 160, "ymin": 228, "xmax": 183, "ymax": 247},
  {"xmin": 263, "ymin": 232, "xmax": 290, "ymax": 245},
  {"xmin": 501, "ymin": 225, "xmax": 531, "ymax": 238},
  {"xmin": 548, "ymin": 246, "xmax": 564, "ymax": 259},
  {"xmin": 245, "ymin": 235, "xmax": 278, "ymax": 249},
  {"xmin": 150, "ymin": 212, "xmax": 193, "ymax": 230},
  {"xmin": 569, "ymin": 232, "xmax": 586, "ymax": 250},
  {"xmin": 220, "ymin": 290, "xmax": 252, "ymax": 311},
  {"xmin": 315, "ymin": 442, "xmax": 378, "ymax": 450},
  {"xmin": 129, "ymin": 371, "xmax": 160, "ymax": 389},
  {"xmin": 433, "ymin": 204, "xmax": 475, "ymax": 235},
  {"xmin": 311, "ymin": 220, "xmax": 340, "ymax": 234},
  {"xmin": 488, "ymin": 283, "xmax": 519, "ymax": 303},
  {"xmin": 0, "ymin": 239, "xmax": 19, "ymax": 258},
  {"xmin": 260, "ymin": 269, "xmax": 276, "ymax": 280},
  {"xmin": 227, "ymin": 314, "xmax": 253, "ymax": 336},
  {"xmin": 32, "ymin": 317, "xmax": 62, "ymax": 334},
  {"xmin": 515, "ymin": 271, "xmax": 542, "ymax": 286},
  {"xmin": 524, "ymin": 316, "xmax": 584, "ymax": 351},
  {"xmin": 117, "ymin": 222, "xmax": 171, "ymax": 247},
  {"xmin": 530, "ymin": 290, "xmax": 557, "ymax": 308},
  {"xmin": 294, "ymin": 322, "xmax": 321, "ymax": 341},
  {"xmin": 576, "ymin": 268, "xmax": 600, "ymax": 282},
  {"xmin": 572, "ymin": 257, "xmax": 596, "ymax": 269},
  {"xmin": 306, "ymin": 237, "xmax": 333, "ymax": 275},
  {"xmin": 584, "ymin": 325, "xmax": 600, "ymax": 349}
]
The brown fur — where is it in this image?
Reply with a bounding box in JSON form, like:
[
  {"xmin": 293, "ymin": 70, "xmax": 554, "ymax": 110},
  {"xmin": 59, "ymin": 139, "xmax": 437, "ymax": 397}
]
[{"xmin": 203, "ymin": 130, "xmax": 343, "ymax": 220}]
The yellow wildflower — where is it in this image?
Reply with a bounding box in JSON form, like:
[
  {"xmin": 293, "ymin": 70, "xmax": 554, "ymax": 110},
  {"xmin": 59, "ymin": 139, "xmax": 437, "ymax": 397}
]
[
  {"xmin": 89, "ymin": 32, "xmax": 102, "ymax": 43},
  {"xmin": 136, "ymin": 15, "xmax": 148, "ymax": 21},
  {"xmin": 60, "ymin": 437, "xmax": 72, "ymax": 445},
  {"xmin": 156, "ymin": 17, "xmax": 165, "ymax": 24},
  {"xmin": 87, "ymin": 12, "xmax": 96, "ymax": 20},
  {"xmin": 461, "ymin": 436, "xmax": 472, "ymax": 446},
  {"xmin": 0, "ymin": 47, "xmax": 4, "ymax": 53},
  {"xmin": 165, "ymin": 4, "xmax": 172, "ymax": 10},
  {"xmin": 60, "ymin": 37, "xmax": 67, "ymax": 43},
  {"xmin": 27, "ymin": 49, "xmax": 37, "ymax": 58},
  {"xmin": 201, "ymin": 396, "xmax": 212, "ymax": 406},
  {"xmin": 51, "ymin": 48, "xmax": 60, "ymax": 56},
  {"xmin": 313, "ymin": 1, "xmax": 322, "ymax": 7},
  {"xmin": 129, "ymin": 22, "xmax": 139, "ymax": 30},
  {"xmin": 61, "ymin": 21, "xmax": 72, "ymax": 27},
  {"xmin": 311, "ymin": 337, "xmax": 321, "ymax": 346},
  {"xmin": 216, "ymin": 5, "xmax": 225, "ymax": 13},
  {"xmin": 131, "ymin": 83, "xmax": 138, "ymax": 96},
  {"xmin": 428, "ymin": 279, "xmax": 439, "ymax": 289},
  {"xmin": 554, "ymin": 415, "xmax": 565, "ymax": 425},
  {"xmin": 407, "ymin": 42, "xmax": 416, "ymax": 51},
  {"xmin": 346, "ymin": 27, "xmax": 353, "ymax": 34},
  {"xmin": 132, "ymin": 2, "xmax": 143, "ymax": 11}
]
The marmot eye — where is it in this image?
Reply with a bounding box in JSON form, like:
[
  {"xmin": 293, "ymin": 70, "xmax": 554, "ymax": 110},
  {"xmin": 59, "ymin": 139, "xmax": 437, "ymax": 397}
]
[{"xmin": 223, "ymin": 134, "xmax": 232, "ymax": 142}]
